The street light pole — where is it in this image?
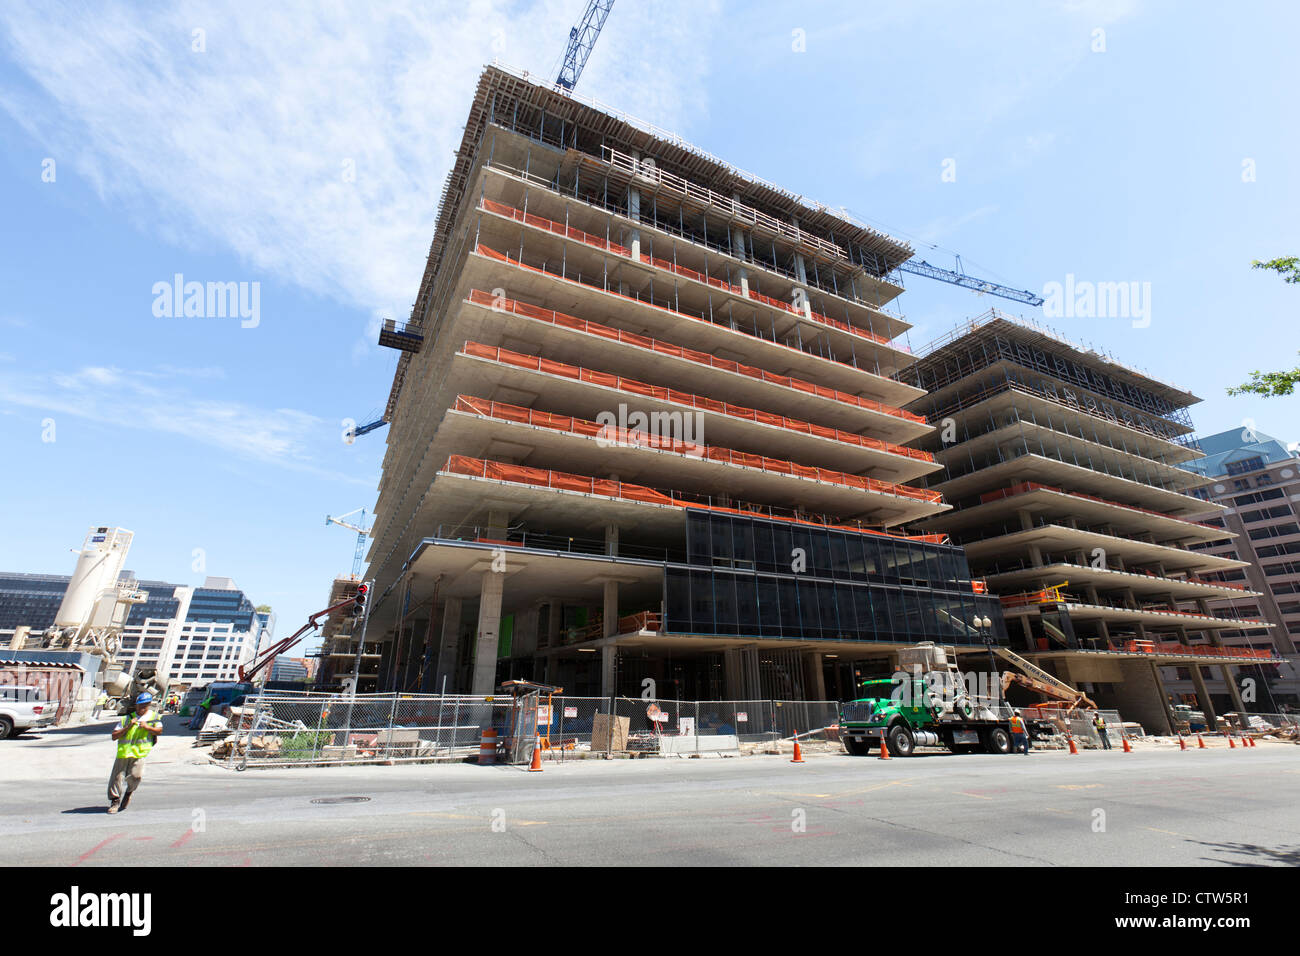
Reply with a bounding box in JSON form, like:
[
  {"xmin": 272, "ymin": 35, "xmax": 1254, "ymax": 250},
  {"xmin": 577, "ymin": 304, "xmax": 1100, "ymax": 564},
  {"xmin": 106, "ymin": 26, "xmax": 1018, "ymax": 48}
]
[{"xmin": 977, "ymin": 615, "xmax": 998, "ymax": 708}]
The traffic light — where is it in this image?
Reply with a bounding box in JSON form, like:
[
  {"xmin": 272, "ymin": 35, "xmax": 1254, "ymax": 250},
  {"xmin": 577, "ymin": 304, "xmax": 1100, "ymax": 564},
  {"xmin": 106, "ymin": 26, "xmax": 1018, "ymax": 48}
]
[{"xmin": 352, "ymin": 582, "xmax": 369, "ymax": 616}]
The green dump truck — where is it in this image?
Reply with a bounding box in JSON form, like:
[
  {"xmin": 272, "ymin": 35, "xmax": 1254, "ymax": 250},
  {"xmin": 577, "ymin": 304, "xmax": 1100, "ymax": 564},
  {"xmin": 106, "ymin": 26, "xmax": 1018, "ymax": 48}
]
[{"xmin": 839, "ymin": 642, "xmax": 1015, "ymax": 757}]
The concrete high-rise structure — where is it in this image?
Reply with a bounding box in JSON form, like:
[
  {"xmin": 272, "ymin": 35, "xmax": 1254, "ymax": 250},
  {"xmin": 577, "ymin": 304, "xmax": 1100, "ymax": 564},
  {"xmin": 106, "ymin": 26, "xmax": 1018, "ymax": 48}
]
[
  {"xmin": 362, "ymin": 64, "xmax": 1008, "ymax": 699},
  {"xmin": 898, "ymin": 311, "xmax": 1280, "ymax": 732},
  {"xmin": 1173, "ymin": 427, "xmax": 1300, "ymax": 710}
]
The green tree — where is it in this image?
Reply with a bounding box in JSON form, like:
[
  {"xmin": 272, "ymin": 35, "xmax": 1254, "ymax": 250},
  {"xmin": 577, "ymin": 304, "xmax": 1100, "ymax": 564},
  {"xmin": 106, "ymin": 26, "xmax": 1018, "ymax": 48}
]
[{"xmin": 1228, "ymin": 257, "xmax": 1300, "ymax": 397}]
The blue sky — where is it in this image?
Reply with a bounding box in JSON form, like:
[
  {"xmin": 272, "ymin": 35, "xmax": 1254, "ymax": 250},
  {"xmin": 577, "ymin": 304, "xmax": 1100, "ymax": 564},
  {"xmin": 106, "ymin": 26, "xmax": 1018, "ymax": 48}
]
[{"xmin": 1, "ymin": 0, "xmax": 1296, "ymax": 645}]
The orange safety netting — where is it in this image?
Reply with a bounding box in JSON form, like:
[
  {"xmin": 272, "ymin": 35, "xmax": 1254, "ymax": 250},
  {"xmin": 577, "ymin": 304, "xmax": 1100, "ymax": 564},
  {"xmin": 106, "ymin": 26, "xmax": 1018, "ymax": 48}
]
[
  {"xmin": 481, "ymin": 198, "xmax": 631, "ymax": 257},
  {"xmin": 465, "ymin": 289, "xmax": 932, "ymax": 462},
  {"xmin": 457, "ymin": 344, "xmax": 942, "ymax": 505},
  {"xmin": 455, "ymin": 395, "xmax": 925, "ymax": 501},
  {"xmin": 1122, "ymin": 640, "xmax": 1275, "ymax": 660},
  {"xmin": 442, "ymin": 454, "xmax": 949, "ymax": 544},
  {"xmin": 978, "ymin": 481, "xmax": 1221, "ymax": 529},
  {"xmin": 472, "ymin": 243, "xmax": 923, "ymax": 421},
  {"xmin": 477, "ymin": 199, "xmax": 897, "ymax": 347}
]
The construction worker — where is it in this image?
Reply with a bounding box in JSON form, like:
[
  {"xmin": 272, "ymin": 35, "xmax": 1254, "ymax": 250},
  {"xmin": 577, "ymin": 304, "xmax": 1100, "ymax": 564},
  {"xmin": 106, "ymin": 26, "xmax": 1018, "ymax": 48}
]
[
  {"xmin": 189, "ymin": 689, "xmax": 215, "ymax": 730},
  {"xmin": 108, "ymin": 693, "xmax": 163, "ymax": 813},
  {"xmin": 1094, "ymin": 712, "xmax": 1112, "ymax": 750},
  {"xmin": 92, "ymin": 690, "xmax": 108, "ymax": 719},
  {"xmin": 1009, "ymin": 709, "xmax": 1030, "ymax": 755}
]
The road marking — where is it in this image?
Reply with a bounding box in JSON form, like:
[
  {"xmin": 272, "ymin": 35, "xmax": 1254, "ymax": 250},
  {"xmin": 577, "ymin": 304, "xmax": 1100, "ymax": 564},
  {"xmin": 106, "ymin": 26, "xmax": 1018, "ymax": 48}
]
[
  {"xmin": 171, "ymin": 829, "xmax": 197, "ymax": 849},
  {"xmin": 1055, "ymin": 784, "xmax": 1102, "ymax": 790},
  {"xmin": 74, "ymin": 833, "xmax": 125, "ymax": 866},
  {"xmin": 957, "ymin": 791, "xmax": 994, "ymax": 800},
  {"xmin": 409, "ymin": 812, "xmax": 547, "ymax": 826},
  {"xmin": 1143, "ymin": 826, "xmax": 1191, "ymax": 838}
]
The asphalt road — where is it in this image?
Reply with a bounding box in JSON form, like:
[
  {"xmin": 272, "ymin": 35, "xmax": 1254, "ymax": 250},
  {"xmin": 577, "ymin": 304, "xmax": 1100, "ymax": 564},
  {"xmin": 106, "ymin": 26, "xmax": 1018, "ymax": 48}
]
[{"xmin": 2, "ymin": 721, "xmax": 1298, "ymax": 866}]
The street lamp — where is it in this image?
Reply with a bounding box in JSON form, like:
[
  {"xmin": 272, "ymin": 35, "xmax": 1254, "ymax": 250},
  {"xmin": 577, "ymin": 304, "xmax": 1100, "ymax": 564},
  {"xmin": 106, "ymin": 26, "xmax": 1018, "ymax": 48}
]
[{"xmin": 975, "ymin": 615, "xmax": 998, "ymax": 707}]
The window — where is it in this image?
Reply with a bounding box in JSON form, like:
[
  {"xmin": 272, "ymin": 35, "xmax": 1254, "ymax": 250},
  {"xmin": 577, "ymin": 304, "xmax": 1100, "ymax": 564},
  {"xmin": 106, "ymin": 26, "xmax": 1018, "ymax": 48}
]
[{"xmin": 1226, "ymin": 456, "xmax": 1265, "ymax": 476}]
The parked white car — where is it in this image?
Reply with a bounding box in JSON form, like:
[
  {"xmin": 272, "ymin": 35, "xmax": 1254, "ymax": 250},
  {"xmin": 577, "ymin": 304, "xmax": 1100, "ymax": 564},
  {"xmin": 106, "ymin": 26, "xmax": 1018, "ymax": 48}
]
[{"xmin": 0, "ymin": 685, "xmax": 57, "ymax": 739}]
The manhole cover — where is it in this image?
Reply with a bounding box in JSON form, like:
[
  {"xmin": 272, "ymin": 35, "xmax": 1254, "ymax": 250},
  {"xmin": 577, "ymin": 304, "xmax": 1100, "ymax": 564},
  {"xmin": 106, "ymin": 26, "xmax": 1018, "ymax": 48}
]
[{"xmin": 310, "ymin": 796, "xmax": 371, "ymax": 805}]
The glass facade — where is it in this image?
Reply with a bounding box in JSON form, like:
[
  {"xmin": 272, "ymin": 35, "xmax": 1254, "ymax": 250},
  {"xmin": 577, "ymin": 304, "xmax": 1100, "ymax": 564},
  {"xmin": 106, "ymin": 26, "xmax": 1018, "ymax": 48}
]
[
  {"xmin": 664, "ymin": 511, "xmax": 1007, "ymax": 644},
  {"xmin": 186, "ymin": 588, "xmax": 256, "ymax": 629}
]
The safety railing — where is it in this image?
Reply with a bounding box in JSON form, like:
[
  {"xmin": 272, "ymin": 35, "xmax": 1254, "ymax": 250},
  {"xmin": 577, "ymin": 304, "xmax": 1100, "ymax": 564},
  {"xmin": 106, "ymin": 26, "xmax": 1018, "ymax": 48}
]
[
  {"xmin": 454, "ymin": 395, "xmax": 931, "ymax": 501},
  {"xmin": 465, "ymin": 289, "xmax": 932, "ymax": 449},
  {"xmin": 479, "ymin": 198, "xmax": 899, "ymax": 347},
  {"xmin": 473, "ymin": 243, "xmax": 911, "ymax": 377},
  {"xmin": 976, "ymin": 481, "xmax": 1220, "ymax": 529},
  {"xmin": 920, "ymin": 377, "xmax": 1200, "ymax": 452},
  {"xmin": 442, "ymin": 454, "xmax": 950, "ymax": 543}
]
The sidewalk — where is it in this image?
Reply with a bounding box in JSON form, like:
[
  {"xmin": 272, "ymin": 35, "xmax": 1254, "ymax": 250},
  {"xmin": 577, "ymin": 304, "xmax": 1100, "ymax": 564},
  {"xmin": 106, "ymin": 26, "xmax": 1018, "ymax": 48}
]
[{"xmin": 0, "ymin": 714, "xmax": 210, "ymax": 782}]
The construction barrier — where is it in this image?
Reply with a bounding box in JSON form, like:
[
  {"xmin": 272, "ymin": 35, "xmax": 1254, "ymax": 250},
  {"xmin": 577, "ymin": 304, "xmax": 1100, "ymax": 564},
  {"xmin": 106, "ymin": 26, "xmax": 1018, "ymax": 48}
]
[
  {"xmin": 455, "ymin": 344, "xmax": 943, "ymax": 506},
  {"xmin": 215, "ymin": 693, "xmax": 535, "ymax": 768},
  {"xmin": 465, "ymin": 289, "xmax": 933, "ymax": 456},
  {"xmin": 442, "ymin": 454, "xmax": 950, "ymax": 544},
  {"xmin": 453, "ymin": 395, "xmax": 933, "ymax": 505}
]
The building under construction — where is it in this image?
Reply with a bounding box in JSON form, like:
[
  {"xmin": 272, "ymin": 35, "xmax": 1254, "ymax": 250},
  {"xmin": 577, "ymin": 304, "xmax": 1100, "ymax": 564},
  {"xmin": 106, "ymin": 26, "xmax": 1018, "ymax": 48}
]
[
  {"xmin": 361, "ymin": 64, "xmax": 1008, "ymax": 700},
  {"xmin": 897, "ymin": 312, "xmax": 1282, "ymax": 732}
]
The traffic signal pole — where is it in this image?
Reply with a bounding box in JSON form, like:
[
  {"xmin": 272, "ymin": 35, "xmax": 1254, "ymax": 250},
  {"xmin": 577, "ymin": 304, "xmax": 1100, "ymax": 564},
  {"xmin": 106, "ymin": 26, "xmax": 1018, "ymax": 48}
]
[{"xmin": 343, "ymin": 581, "xmax": 372, "ymax": 738}]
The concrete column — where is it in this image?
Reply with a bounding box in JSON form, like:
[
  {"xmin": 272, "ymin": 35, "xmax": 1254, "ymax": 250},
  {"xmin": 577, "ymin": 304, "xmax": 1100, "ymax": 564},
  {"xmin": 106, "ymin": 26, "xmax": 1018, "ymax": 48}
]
[
  {"xmin": 485, "ymin": 509, "xmax": 509, "ymax": 541},
  {"xmin": 723, "ymin": 648, "xmax": 744, "ymax": 700},
  {"xmin": 433, "ymin": 597, "xmax": 462, "ymax": 692},
  {"xmin": 1019, "ymin": 615, "xmax": 1036, "ymax": 651},
  {"xmin": 1220, "ymin": 665, "xmax": 1246, "ymax": 712},
  {"xmin": 471, "ymin": 572, "xmax": 505, "ymax": 695},
  {"xmin": 605, "ymin": 523, "xmax": 620, "ymax": 557},
  {"xmin": 1017, "ymin": 509, "xmax": 1034, "ymax": 531},
  {"xmin": 603, "ymin": 579, "xmax": 619, "ymax": 638},
  {"xmin": 730, "ymin": 205, "xmax": 749, "ymax": 296},
  {"xmin": 547, "ymin": 601, "xmax": 561, "ymax": 647},
  {"xmin": 600, "ymin": 643, "xmax": 617, "ymax": 697},
  {"xmin": 1190, "ymin": 665, "xmax": 1218, "ymax": 724},
  {"xmin": 1113, "ymin": 659, "xmax": 1174, "ymax": 734},
  {"xmin": 805, "ymin": 652, "xmax": 827, "ymax": 700},
  {"xmin": 1028, "ymin": 543, "xmax": 1045, "ymax": 567}
]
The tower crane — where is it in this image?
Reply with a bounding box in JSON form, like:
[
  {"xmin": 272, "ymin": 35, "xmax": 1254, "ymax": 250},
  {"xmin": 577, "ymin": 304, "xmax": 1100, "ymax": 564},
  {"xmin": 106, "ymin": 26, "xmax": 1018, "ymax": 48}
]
[
  {"xmin": 556, "ymin": 0, "xmax": 615, "ymax": 90},
  {"xmin": 836, "ymin": 206, "xmax": 1043, "ymax": 307},
  {"xmin": 326, "ymin": 508, "xmax": 372, "ymax": 580}
]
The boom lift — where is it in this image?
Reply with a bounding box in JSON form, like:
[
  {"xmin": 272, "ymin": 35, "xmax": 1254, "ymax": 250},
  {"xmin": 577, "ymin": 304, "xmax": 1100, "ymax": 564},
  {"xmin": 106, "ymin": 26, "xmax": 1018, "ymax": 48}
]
[{"xmin": 238, "ymin": 595, "xmax": 359, "ymax": 683}]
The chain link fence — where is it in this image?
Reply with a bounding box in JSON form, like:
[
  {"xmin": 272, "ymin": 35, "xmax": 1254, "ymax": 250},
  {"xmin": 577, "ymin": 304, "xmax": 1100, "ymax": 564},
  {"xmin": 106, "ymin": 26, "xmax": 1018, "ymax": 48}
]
[
  {"xmin": 211, "ymin": 692, "xmax": 847, "ymax": 767},
  {"xmin": 216, "ymin": 693, "xmax": 535, "ymax": 768}
]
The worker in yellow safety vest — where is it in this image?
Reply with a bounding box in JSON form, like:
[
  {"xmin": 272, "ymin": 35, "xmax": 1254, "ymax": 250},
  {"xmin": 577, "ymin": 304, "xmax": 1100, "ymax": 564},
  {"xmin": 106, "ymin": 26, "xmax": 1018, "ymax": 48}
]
[
  {"xmin": 1009, "ymin": 710, "xmax": 1031, "ymax": 756},
  {"xmin": 108, "ymin": 692, "xmax": 164, "ymax": 813}
]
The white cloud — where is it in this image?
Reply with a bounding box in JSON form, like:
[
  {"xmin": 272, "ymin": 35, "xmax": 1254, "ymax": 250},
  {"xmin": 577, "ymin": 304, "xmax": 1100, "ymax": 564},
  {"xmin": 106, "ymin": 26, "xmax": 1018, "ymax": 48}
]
[
  {"xmin": 0, "ymin": 363, "xmax": 367, "ymax": 483},
  {"xmin": 0, "ymin": 0, "xmax": 723, "ymax": 342}
]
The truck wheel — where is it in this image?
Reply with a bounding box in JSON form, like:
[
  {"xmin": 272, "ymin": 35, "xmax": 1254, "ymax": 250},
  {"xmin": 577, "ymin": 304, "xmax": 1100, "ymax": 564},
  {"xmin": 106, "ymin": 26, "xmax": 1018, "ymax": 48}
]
[
  {"xmin": 0, "ymin": 717, "xmax": 13, "ymax": 740},
  {"xmin": 887, "ymin": 723, "xmax": 915, "ymax": 757},
  {"xmin": 985, "ymin": 727, "xmax": 1012, "ymax": 755},
  {"xmin": 843, "ymin": 736, "xmax": 873, "ymax": 756}
]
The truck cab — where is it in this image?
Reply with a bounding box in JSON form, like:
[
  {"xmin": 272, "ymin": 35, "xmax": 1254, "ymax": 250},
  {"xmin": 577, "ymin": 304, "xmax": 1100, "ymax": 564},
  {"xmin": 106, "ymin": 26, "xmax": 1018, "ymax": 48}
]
[{"xmin": 840, "ymin": 673, "xmax": 1013, "ymax": 757}]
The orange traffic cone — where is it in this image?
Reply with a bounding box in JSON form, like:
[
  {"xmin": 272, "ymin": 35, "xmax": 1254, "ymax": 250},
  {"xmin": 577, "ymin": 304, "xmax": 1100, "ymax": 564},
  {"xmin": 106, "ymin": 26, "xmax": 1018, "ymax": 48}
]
[
  {"xmin": 1228, "ymin": 735, "xmax": 1236, "ymax": 749},
  {"xmin": 1249, "ymin": 736, "xmax": 1257, "ymax": 748},
  {"xmin": 1121, "ymin": 735, "xmax": 1132, "ymax": 753},
  {"xmin": 791, "ymin": 731, "xmax": 805, "ymax": 764},
  {"xmin": 1179, "ymin": 735, "xmax": 1187, "ymax": 751},
  {"xmin": 1197, "ymin": 734, "xmax": 1206, "ymax": 749},
  {"xmin": 878, "ymin": 735, "xmax": 891, "ymax": 760},
  {"xmin": 1067, "ymin": 735, "xmax": 1079, "ymax": 755},
  {"xmin": 529, "ymin": 742, "xmax": 543, "ymax": 772}
]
